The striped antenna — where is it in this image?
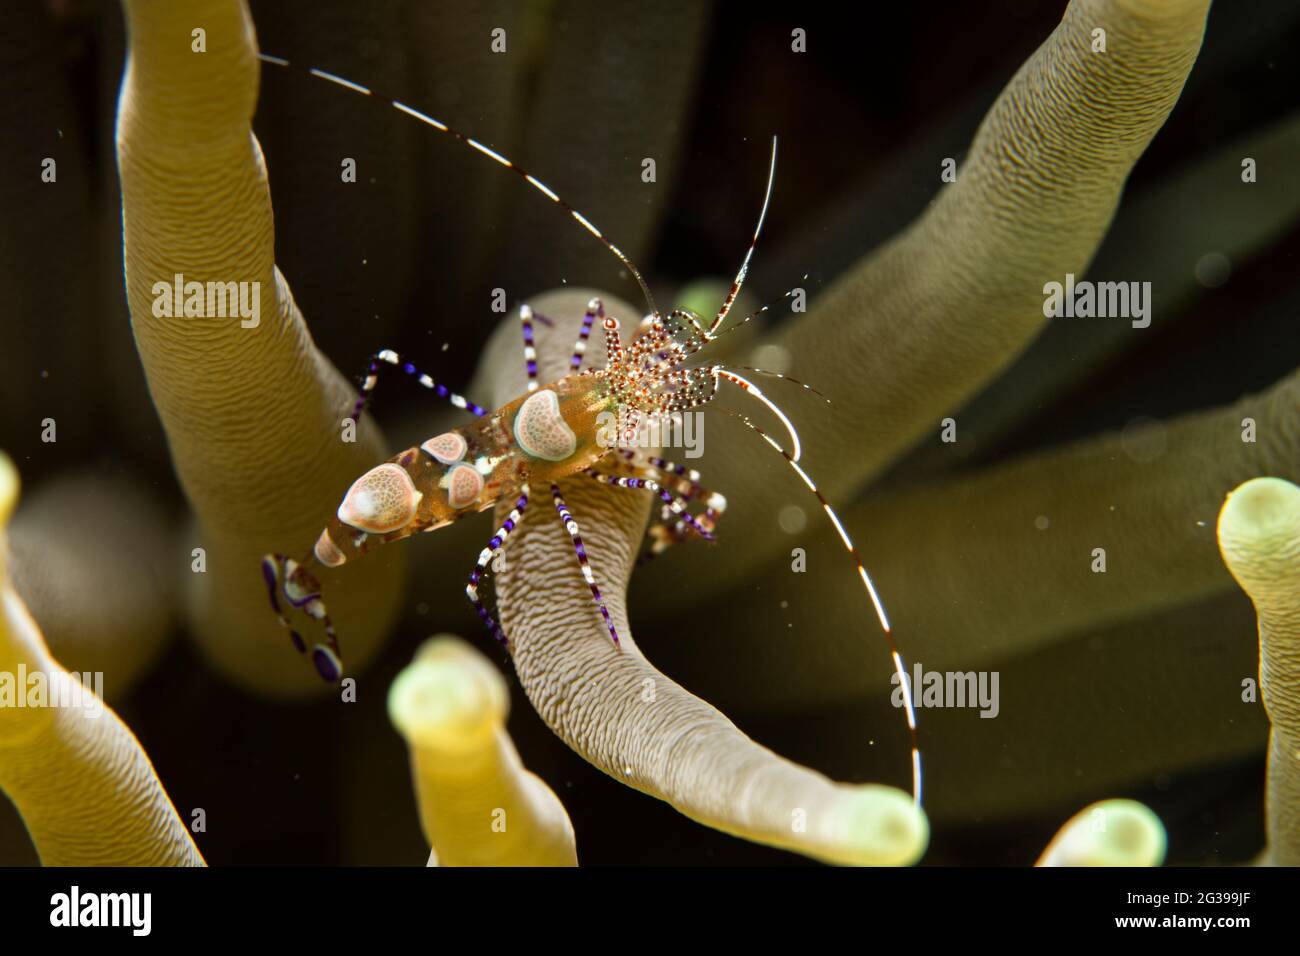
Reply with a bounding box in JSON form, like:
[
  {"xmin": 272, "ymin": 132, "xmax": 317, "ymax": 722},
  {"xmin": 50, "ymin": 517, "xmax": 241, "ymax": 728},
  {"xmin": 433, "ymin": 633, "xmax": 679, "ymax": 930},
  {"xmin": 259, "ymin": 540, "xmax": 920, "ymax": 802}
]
[
  {"xmin": 713, "ymin": 368, "xmax": 802, "ymax": 462},
  {"xmin": 708, "ymin": 136, "xmax": 779, "ymax": 336},
  {"xmin": 715, "ymin": 365, "xmax": 832, "ymax": 403},
  {"xmin": 713, "ymin": 404, "xmax": 922, "ymax": 805},
  {"xmin": 697, "ymin": 276, "xmax": 808, "ymax": 350},
  {"xmin": 258, "ymin": 54, "xmax": 659, "ymax": 318}
]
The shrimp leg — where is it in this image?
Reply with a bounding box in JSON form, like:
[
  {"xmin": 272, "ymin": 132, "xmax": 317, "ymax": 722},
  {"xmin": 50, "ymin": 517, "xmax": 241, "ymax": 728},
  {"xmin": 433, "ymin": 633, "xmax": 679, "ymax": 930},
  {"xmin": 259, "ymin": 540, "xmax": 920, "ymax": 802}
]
[
  {"xmin": 349, "ymin": 349, "xmax": 491, "ymax": 425},
  {"xmin": 583, "ymin": 468, "xmax": 717, "ymax": 551},
  {"xmin": 551, "ymin": 484, "xmax": 621, "ymax": 647},
  {"xmin": 597, "ymin": 449, "xmax": 727, "ymax": 554},
  {"xmin": 466, "ymin": 485, "xmax": 531, "ymax": 646}
]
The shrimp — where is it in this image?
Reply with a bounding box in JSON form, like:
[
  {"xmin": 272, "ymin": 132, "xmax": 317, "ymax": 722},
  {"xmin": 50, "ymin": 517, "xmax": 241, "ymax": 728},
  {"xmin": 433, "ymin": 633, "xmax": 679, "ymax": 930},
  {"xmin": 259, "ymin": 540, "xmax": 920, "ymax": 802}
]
[{"xmin": 257, "ymin": 54, "xmax": 922, "ymax": 804}]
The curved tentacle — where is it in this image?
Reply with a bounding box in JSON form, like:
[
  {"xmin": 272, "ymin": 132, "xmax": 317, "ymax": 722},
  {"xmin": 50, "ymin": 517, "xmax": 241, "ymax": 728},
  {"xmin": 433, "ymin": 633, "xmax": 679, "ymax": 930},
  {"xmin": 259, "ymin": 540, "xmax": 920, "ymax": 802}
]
[{"xmin": 116, "ymin": 0, "xmax": 404, "ymax": 694}]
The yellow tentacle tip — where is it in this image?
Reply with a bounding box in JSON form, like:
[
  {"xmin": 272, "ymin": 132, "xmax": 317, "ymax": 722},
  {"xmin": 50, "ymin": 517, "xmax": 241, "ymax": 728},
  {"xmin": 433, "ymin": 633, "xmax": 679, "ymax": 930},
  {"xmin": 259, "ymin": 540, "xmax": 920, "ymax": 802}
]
[
  {"xmin": 1037, "ymin": 799, "xmax": 1166, "ymax": 867},
  {"xmin": 1217, "ymin": 478, "xmax": 1300, "ymax": 586},
  {"xmin": 822, "ymin": 786, "xmax": 929, "ymax": 867},
  {"xmin": 387, "ymin": 634, "xmax": 509, "ymax": 752},
  {"xmin": 0, "ymin": 451, "xmax": 18, "ymax": 530}
]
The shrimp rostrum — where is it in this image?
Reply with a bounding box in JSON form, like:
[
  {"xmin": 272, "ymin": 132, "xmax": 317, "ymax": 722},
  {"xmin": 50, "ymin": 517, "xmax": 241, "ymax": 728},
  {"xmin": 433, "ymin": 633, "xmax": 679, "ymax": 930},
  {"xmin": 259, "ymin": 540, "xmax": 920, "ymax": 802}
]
[{"xmin": 258, "ymin": 52, "xmax": 921, "ymax": 803}]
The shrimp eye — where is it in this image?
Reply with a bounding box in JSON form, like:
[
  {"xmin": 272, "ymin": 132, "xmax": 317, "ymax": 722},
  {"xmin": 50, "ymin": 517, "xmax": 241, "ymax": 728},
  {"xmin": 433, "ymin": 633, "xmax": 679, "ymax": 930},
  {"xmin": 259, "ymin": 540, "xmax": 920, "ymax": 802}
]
[{"xmin": 337, "ymin": 463, "xmax": 422, "ymax": 533}]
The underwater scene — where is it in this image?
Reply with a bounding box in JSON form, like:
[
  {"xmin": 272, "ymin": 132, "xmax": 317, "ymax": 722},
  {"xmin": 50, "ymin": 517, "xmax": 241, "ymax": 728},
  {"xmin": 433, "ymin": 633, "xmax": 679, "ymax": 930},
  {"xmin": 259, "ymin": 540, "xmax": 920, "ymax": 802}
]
[{"xmin": 0, "ymin": 0, "xmax": 1298, "ymax": 884}]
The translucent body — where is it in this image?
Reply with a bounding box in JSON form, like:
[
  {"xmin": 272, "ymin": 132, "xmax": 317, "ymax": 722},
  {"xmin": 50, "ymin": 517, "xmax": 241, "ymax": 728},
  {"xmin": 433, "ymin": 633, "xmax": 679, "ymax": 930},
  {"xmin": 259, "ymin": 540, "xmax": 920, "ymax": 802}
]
[{"xmin": 315, "ymin": 372, "xmax": 616, "ymax": 567}]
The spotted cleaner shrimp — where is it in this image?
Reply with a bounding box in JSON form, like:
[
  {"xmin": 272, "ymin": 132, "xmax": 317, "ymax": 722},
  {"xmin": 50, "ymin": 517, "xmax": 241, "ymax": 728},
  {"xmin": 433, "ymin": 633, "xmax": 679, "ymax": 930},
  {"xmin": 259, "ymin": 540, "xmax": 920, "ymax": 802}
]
[{"xmin": 256, "ymin": 55, "xmax": 923, "ymax": 803}]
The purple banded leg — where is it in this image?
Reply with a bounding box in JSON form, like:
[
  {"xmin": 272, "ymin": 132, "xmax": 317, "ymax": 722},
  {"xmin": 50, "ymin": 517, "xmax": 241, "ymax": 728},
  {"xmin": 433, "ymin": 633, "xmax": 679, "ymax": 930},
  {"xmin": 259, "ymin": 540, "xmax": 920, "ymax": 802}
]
[
  {"xmin": 571, "ymin": 298, "xmax": 601, "ymax": 371},
  {"xmin": 622, "ymin": 450, "xmax": 703, "ymax": 497},
  {"xmin": 619, "ymin": 450, "xmax": 726, "ymax": 532},
  {"xmin": 519, "ymin": 304, "xmax": 540, "ymax": 392},
  {"xmin": 583, "ymin": 469, "xmax": 715, "ymax": 542},
  {"xmin": 604, "ymin": 451, "xmax": 727, "ymax": 559},
  {"xmin": 465, "ymin": 486, "xmax": 530, "ymax": 646},
  {"xmin": 348, "ymin": 349, "xmax": 489, "ymax": 425},
  {"xmin": 260, "ymin": 552, "xmax": 343, "ymax": 683},
  {"xmin": 550, "ymin": 484, "xmax": 620, "ymax": 647},
  {"xmin": 260, "ymin": 552, "xmax": 303, "ymax": 650}
]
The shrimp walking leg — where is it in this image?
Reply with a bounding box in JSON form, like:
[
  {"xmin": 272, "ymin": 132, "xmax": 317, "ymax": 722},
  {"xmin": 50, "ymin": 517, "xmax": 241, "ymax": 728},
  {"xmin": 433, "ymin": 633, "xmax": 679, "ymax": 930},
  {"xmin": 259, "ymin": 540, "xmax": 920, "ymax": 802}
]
[
  {"xmin": 465, "ymin": 486, "xmax": 531, "ymax": 646},
  {"xmin": 349, "ymin": 349, "xmax": 491, "ymax": 425}
]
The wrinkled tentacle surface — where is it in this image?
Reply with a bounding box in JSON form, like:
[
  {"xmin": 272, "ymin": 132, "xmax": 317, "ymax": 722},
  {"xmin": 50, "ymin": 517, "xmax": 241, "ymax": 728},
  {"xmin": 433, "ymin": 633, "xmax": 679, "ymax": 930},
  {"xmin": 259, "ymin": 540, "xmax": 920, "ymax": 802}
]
[
  {"xmin": 476, "ymin": 290, "xmax": 927, "ymax": 866},
  {"xmin": 0, "ymin": 453, "xmax": 203, "ymax": 866},
  {"xmin": 650, "ymin": 0, "xmax": 1215, "ymax": 606},
  {"xmin": 1217, "ymin": 477, "xmax": 1300, "ymax": 866},
  {"xmin": 702, "ymin": 368, "xmax": 1300, "ymax": 711},
  {"xmin": 116, "ymin": 0, "xmax": 403, "ymax": 694}
]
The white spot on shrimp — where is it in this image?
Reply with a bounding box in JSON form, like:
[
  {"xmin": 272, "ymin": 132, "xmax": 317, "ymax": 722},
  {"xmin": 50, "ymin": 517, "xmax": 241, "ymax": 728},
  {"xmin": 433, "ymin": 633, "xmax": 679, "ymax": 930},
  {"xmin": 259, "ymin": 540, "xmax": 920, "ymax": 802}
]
[
  {"xmin": 513, "ymin": 388, "xmax": 577, "ymax": 461},
  {"xmin": 314, "ymin": 529, "xmax": 346, "ymax": 567},
  {"xmin": 421, "ymin": 431, "xmax": 467, "ymax": 465},
  {"xmin": 338, "ymin": 463, "xmax": 422, "ymax": 533},
  {"xmin": 447, "ymin": 463, "xmax": 485, "ymax": 509}
]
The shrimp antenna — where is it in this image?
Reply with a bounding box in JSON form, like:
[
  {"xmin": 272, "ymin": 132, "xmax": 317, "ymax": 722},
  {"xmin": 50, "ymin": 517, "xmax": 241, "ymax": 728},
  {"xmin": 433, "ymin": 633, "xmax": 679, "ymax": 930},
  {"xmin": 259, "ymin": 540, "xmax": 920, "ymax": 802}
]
[
  {"xmin": 697, "ymin": 275, "xmax": 808, "ymax": 353},
  {"xmin": 257, "ymin": 54, "xmax": 659, "ymax": 318},
  {"xmin": 708, "ymin": 136, "xmax": 778, "ymax": 336},
  {"xmin": 715, "ymin": 365, "xmax": 831, "ymax": 404},
  {"xmin": 711, "ymin": 405, "xmax": 922, "ymax": 805},
  {"xmin": 713, "ymin": 368, "xmax": 803, "ymax": 462}
]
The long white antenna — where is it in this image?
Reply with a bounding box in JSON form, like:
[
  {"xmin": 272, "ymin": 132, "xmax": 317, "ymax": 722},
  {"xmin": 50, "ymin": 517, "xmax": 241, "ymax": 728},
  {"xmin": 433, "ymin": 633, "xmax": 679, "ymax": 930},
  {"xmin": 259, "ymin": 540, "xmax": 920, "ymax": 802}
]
[{"xmin": 708, "ymin": 136, "xmax": 779, "ymax": 336}]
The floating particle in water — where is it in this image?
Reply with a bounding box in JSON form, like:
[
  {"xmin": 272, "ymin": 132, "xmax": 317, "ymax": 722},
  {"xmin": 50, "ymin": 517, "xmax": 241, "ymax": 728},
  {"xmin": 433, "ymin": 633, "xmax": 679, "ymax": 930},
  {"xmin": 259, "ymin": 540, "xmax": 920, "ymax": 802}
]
[
  {"xmin": 751, "ymin": 343, "xmax": 792, "ymax": 375},
  {"xmin": 1035, "ymin": 515, "xmax": 1050, "ymax": 530},
  {"xmin": 1194, "ymin": 251, "xmax": 1230, "ymax": 288},
  {"xmin": 1121, "ymin": 415, "xmax": 1167, "ymax": 463},
  {"xmin": 778, "ymin": 504, "xmax": 806, "ymax": 533}
]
